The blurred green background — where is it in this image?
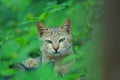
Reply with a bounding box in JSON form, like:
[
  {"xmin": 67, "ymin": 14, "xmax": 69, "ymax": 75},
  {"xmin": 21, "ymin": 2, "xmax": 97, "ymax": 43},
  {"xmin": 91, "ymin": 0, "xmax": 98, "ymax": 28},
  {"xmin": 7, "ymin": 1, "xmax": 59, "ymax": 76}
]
[{"xmin": 0, "ymin": 0, "xmax": 101, "ymax": 80}]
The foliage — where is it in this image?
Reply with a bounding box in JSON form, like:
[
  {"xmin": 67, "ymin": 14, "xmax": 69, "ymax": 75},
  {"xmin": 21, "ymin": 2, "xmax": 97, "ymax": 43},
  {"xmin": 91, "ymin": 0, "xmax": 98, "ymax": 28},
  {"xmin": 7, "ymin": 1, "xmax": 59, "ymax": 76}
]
[{"xmin": 0, "ymin": 0, "xmax": 101, "ymax": 80}]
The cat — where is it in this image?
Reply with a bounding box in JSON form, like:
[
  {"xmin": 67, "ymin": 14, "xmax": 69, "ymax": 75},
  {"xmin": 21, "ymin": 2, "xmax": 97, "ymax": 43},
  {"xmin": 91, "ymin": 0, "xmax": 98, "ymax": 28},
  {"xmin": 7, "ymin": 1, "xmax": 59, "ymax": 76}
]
[{"xmin": 23, "ymin": 19, "xmax": 75, "ymax": 74}]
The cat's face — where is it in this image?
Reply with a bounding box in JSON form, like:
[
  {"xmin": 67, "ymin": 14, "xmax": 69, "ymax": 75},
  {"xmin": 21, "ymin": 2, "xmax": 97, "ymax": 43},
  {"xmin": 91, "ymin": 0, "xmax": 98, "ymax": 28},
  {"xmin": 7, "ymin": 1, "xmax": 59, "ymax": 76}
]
[{"xmin": 37, "ymin": 19, "xmax": 72, "ymax": 56}]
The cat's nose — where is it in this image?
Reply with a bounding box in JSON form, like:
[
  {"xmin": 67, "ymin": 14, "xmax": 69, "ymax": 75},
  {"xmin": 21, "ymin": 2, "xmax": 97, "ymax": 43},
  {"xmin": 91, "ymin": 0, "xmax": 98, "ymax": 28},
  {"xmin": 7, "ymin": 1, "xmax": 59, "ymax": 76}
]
[
  {"xmin": 53, "ymin": 47, "xmax": 59, "ymax": 53},
  {"xmin": 53, "ymin": 47, "xmax": 58, "ymax": 51},
  {"xmin": 52, "ymin": 44, "xmax": 59, "ymax": 53},
  {"xmin": 54, "ymin": 48, "xmax": 58, "ymax": 53}
]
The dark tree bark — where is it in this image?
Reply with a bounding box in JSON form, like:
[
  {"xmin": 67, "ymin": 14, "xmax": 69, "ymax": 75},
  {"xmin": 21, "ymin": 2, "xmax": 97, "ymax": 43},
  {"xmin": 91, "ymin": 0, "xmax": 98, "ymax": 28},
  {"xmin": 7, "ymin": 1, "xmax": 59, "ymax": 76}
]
[{"xmin": 102, "ymin": 0, "xmax": 120, "ymax": 80}]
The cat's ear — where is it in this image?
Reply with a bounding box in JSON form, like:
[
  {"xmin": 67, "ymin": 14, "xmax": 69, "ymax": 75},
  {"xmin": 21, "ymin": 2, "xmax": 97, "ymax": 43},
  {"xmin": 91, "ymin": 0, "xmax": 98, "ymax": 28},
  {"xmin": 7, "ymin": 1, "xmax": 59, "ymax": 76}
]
[
  {"xmin": 60, "ymin": 19, "xmax": 71, "ymax": 34},
  {"xmin": 36, "ymin": 22, "xmax": 48, "ymax": 37}
]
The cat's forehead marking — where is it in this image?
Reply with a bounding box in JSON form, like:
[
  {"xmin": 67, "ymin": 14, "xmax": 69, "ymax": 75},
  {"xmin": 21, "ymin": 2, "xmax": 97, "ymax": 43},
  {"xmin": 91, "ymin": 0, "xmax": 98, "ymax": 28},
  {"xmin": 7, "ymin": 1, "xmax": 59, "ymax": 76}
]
[
  {"xmin": 49, "ymin": 27, "xmax": 60, "ymax": 40},
  {"xmin": 51, "ymin": 27, "xmax": 58, "ymax": 34}
]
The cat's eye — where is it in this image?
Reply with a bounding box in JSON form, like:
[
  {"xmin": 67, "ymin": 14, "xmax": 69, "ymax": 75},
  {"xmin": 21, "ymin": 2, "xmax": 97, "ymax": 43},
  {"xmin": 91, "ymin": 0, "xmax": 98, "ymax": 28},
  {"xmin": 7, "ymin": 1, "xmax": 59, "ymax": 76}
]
[
  {"xmin": 45, "ymin": 40, "xmax": 53, "ymax": 44},
  {"xmin": 59, "ymin": 38, "xmax": 65, "ymax": 43}
]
